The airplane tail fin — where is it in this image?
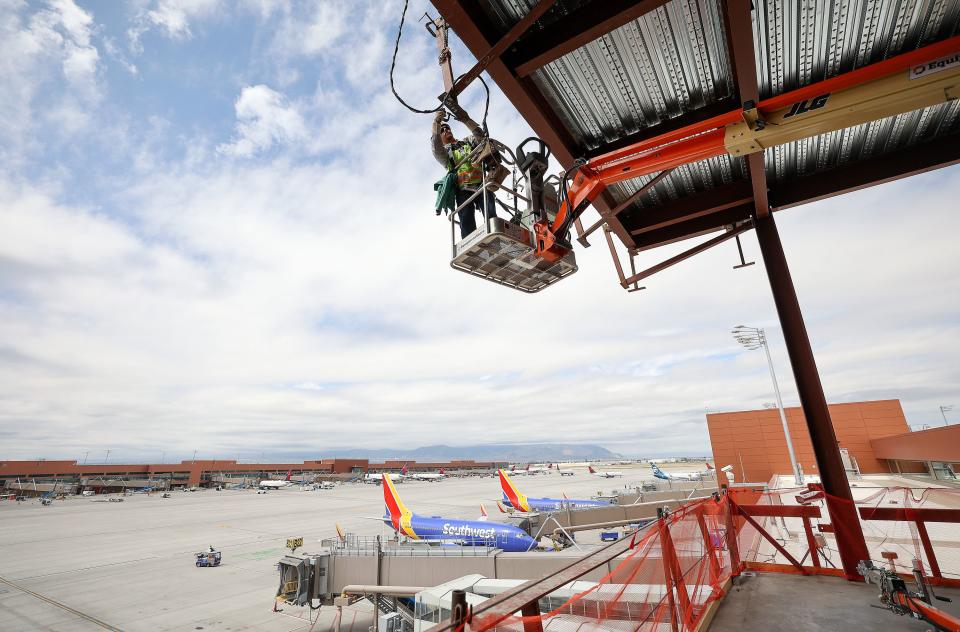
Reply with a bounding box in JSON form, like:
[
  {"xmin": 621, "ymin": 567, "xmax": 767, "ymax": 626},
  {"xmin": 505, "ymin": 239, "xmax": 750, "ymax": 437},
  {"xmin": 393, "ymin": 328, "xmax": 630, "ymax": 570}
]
[
  {"xmin": 401, "ymin": 463, "xmax": 408, "ymax": 475},
  {"xmin": 382, "ymin": 474, "xmax": 409, "ymax": 530},
  {"xmin": 498, "ymin": 469, "xmax": 528, "ymax": 511},
  {"xmin": 562, "ymin": 491, "xmax": 568, "ymax": 500},
  {"xmin": 285, "ymin": 470, "xmax": 292, "ymax": 481},
  {"xmin": 335, "ymin": 523, "xmax": 346, "ymax": 542},
  {"xmin": 496, "ymin": 500, "xmax": 508, "ymax": 513},
  {"xmin": 479, "ymin": 504, "xmax": 488, "ymax": 520},
  {"xmin": 706, "ymin": 463, "xmax": 713, "ymax": 470},
  {"xmin": 439, "ymin": 467, "xmax": 445, "ymax": 475},
  {"xmin": 588, "ymin": 466, "xmax": 596, "ymax": 474}
]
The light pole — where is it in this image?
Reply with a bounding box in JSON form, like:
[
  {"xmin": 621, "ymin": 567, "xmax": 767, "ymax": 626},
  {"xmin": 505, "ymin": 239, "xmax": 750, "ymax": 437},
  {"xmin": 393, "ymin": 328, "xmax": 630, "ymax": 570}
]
[
  {"xmin": 940, "ymin": 405, "xmax": 954, "ymax": 426},
  {"xmin": 733, "ymin": 325, "xmax": 803, "ymax": 485}
]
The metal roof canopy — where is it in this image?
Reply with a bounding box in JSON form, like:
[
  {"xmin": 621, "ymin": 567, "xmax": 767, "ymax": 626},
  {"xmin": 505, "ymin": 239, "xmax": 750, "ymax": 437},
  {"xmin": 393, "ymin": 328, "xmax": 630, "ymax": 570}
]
[
  {"xmin": 428, "ymin": 0, "xmax": 960, "ymax": 585},
  {"xmin": 431, "ymin": 0, "xmax": 960, "ymax": 256}
]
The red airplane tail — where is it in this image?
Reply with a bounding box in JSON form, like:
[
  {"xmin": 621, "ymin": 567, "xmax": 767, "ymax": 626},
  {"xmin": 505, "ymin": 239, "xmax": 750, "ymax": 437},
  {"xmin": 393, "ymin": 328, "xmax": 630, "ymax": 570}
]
[
  {"xmin": 588, "ymin": 466, "xmax": 596, "ymax": 474},
  {"xmin": 285, "ymin": 470, "xmax": 292, "ymax": 481},
  {"xmin": 439, "ymin": 467, "xmax": 445, "ymax": 475}
]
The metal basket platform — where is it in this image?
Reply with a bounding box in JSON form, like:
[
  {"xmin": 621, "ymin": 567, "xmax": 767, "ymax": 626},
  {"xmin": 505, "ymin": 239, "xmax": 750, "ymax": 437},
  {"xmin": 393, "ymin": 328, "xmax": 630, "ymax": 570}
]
[{"xmin": 451, "ymin": 217, "xmax": 577, "ymax": 293}]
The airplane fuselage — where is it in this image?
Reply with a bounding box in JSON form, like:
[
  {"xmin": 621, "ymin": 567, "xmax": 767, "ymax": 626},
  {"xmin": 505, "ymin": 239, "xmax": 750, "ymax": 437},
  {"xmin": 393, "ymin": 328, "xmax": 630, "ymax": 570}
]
[
  {"xmin": 503, "ymin": 495, "xmax": 607, "ymax": 512},
  {"xmin": 651, "ymin": 466, "xmax": 700, "ymax": 482},
  {"xmin": 383, "ymin": 512, "xmax": 537, "ymax": 552}
]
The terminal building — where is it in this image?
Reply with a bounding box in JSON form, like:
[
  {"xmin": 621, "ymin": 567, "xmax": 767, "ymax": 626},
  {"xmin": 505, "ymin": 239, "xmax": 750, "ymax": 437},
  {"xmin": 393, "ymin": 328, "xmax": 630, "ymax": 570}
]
[
  {"xmin": 0, "ymin": 458, "xmax": 501, "ymax": 495},
  {"xmin": 707, "ymin": 399, "xmax": 960, "ymax": 483}
]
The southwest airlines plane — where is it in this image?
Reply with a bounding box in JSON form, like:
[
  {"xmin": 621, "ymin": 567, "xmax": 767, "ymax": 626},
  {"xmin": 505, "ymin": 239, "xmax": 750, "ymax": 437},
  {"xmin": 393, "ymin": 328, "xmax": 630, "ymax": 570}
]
[
  {"xmin": 381, "ymin": 474, "xmax": 539, "ymax": 552},
  {"xmin": 498, "ymin": 469, "xmax": 609, "ymax": 513}
]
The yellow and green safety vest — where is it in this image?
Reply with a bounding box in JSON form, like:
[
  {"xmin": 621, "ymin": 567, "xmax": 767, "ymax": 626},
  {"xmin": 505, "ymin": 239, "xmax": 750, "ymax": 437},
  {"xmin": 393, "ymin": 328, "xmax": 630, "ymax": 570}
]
[{"xmin": 449, "ymin": 141, "xmax": 483, "ymax": 189}]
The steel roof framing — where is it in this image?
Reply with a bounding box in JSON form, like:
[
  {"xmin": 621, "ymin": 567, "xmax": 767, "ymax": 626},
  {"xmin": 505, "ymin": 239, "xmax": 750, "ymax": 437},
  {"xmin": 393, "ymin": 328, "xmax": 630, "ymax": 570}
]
[
  {"xmin": 434, "ymin": 0, "xmax": 960, "ymax": 252},
  {"xmin": 505, "ymin": 0, "xmax": 672, "ymax": 78}
]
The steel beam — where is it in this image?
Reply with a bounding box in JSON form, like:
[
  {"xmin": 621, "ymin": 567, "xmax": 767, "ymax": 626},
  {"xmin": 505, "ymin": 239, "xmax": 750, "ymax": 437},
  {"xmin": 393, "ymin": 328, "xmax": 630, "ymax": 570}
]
[
  {"xmin": 627, "ymin": 181, "xmax": 753, "ymax": 236},
  {"xmin": 631, "ymin": 204, "xmax": 754, "ymax": 251},
  {"xmin": 771, "ymin": 133, "xmax": 960, "ymax": 209},
  {"xmin": 506, "ymin": 0, "xmax": 670, "ymax": 78},
  {"xmin": 723, "ymin": 0, "xmax": 769, "ymax": 218},
  {"xmin": 444, "ymin": 0, "xmax": 558, "ymax": 100},
  {"xmin": 753, "ymin": 212, "xmax": 870, "ymax": 580},
  {"xmin": 623, "ymin": 223, "xmax": 751, "ymax": 286}
]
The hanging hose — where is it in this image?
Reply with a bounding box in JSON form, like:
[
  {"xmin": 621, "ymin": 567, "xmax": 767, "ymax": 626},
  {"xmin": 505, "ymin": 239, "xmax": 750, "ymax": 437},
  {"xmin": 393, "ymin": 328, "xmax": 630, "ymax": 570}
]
[
  {"xmin": 389, "ymin": 0, "xmax": 443, "ymax": 115},
  {"xmin": 389, "ymin": 0, "xmax": 491, "ymax": 132}
]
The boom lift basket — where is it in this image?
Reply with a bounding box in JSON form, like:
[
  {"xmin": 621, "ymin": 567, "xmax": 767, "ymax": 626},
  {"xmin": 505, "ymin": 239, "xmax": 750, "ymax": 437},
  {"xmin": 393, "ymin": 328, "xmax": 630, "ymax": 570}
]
[{"xmin": 451, "ymin": 216, "xmax": 577, "ymax": 293}]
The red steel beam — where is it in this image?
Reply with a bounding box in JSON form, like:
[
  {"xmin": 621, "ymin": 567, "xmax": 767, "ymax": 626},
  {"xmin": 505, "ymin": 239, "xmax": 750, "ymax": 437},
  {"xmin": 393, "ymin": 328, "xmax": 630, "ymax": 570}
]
[
  {"xmin": 631, "ymin": 204, "xmax": 753, "ymax": 251},
  {"xmin": 445, "ymin": 0, "xmax": 558, "ymax": 100},
  {"xmin": 737, "ymin": 504, "xmax": 823, "ymax": 519},
  {"xmin": 628, "ymin": 181, "xmax": 753, "ymax": 236},
  {"xmin": 723, "ymin": 0, "xmax": 769, "ymax": 218},
  {"xmin": 771, "ymin": 134, "xmax": 960, "ymax": 210},
  {"xmin": 857, "ymin": 507, "xmax": 960, "ymax": 522},
  {"xmin": 755, "ymin": 212, "xmax": 870, "ymax": 580},
  {"xmin": 622, "ymin": 223, "xmax": 751, "ymax": 287},
  {"xmin": 508, "ymin": 0, "xmax": 670, "ymax": 77},
  {"xmin": 733, "ymin": 499, "xmax": 807, "ymax": 573}
]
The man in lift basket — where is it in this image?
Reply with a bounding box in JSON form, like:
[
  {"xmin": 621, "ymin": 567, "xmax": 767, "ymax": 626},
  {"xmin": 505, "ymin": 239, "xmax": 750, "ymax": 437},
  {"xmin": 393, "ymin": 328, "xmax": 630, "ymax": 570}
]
[{"xmin": 431, "ymin": 111, "xmax": 496, "ymax": 238}]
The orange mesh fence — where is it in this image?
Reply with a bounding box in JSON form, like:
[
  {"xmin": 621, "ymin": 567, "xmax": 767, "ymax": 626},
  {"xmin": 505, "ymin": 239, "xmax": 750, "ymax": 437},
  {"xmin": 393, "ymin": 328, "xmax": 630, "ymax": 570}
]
[
  {"xmin": 726, "ymin": 486, "xmax": 960, "ymax": 582},
  {"xmin": 462, "ymin": 486, "xmax": 960, "ymax": 632},
  {"xmin": 470, "ymin": 496, "xmax": 736, "ymax": 632}
]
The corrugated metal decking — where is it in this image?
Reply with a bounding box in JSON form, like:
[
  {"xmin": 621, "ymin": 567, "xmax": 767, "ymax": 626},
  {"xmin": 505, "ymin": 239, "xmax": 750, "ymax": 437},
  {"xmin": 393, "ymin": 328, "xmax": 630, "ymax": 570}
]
[{"xmin": 439, "ymin": 0, "xmax": 960, "ymax": 248}]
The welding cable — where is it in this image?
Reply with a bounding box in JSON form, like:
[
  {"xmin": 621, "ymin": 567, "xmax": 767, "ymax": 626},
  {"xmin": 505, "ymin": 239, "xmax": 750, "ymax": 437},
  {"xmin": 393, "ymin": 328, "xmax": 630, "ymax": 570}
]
[
  {"xmin": 389, "ymin": 0, "xmax": 444, "ymax": 115},
  {"xmin": 390, "ymin": 0, "xmax": 491, "ymax": 134}
]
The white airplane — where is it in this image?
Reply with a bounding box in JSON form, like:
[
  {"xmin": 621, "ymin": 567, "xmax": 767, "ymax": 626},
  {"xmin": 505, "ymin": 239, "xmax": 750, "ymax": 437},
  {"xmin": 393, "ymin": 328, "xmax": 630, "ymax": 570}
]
[
  {"xmin": 525, "ymin": 463, "xmax": 552, "ymax": 474},
  {"xmin": 408, "ymin": 467, "xmax": 446, "ymax": 482},
  {"xmin": 556, "ymin": 464, "xmax": 574, "ymax": 477},
  {"xmin": 259, "ymin": 470, "xmax": 294, "ymax": 490},
  {"xmin": 588, "ymin": 466, "xmax": 623, "ymax": 478},
  {"xmin": 650, "ymin": 463, "xmax": 713, "ymax": 482}
]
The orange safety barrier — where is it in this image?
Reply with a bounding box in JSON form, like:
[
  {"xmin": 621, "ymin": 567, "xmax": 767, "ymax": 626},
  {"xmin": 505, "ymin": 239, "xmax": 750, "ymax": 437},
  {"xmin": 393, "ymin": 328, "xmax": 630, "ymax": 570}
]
[{"xmin": 438, "ymin": 485, "xmax": 960, "ymax": 632}]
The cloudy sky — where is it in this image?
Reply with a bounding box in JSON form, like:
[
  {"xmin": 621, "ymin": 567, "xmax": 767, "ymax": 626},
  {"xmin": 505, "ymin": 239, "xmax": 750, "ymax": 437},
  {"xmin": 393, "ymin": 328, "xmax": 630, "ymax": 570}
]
[{"xmin": 1, "ymin": 0, "xmax": 958, "ymax": 463}]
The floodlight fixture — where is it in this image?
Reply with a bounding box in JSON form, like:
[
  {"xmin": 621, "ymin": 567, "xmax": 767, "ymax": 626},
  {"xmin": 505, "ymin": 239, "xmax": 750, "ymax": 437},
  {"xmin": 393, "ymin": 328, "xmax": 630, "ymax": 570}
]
[{"xmin": 733, "ymin": 325, "xmax": 802, "ymax": 485}]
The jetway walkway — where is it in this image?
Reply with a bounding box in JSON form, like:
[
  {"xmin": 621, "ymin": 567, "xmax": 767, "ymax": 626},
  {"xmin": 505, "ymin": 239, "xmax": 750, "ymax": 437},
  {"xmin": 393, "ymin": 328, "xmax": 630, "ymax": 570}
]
[{"xmin": 277, "ymin": 487, "xmax": 720, "ymax": 606}]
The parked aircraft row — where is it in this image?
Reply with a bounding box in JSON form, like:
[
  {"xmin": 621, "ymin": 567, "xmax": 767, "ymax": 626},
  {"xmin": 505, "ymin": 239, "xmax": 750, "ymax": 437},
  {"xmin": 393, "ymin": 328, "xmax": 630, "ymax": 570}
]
[{"xmin": 367, "ymin": 464, "xmax": 716, "ymax": 551}]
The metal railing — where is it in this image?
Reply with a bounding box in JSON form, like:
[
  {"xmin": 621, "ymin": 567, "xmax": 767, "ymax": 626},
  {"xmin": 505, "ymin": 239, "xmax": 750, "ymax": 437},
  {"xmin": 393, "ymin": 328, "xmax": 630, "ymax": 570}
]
[{"xmin": 321, "ymin": 536, "xmax": 501, "ymax": 557}]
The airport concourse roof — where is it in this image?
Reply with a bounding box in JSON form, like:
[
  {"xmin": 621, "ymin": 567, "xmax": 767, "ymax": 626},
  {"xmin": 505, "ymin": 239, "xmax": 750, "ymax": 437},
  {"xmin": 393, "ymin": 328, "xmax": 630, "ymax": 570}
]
[{"xmin": 433, "ymin": 0, "xmax": 960, "ymax": 251}]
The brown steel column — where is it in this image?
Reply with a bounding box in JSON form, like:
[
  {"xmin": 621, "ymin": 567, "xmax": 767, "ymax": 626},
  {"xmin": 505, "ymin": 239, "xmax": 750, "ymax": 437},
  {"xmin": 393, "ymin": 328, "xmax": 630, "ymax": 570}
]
[{"xmin": 753, "ymin": 213, "xmax": 869, "ymax": 580}]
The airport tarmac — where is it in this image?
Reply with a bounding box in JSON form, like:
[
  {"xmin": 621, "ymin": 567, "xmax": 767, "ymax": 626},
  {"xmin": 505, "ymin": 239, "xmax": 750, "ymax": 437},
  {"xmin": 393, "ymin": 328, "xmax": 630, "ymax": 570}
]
[{"xmin": 0, "ymin": 463, "xmax": 686, "ymax": 631}]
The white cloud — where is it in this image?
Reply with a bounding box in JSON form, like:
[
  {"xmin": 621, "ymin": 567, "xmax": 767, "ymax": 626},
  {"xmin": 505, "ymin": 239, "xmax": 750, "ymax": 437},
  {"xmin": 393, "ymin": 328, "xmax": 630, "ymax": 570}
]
[
  {"xmin": 128, "ymin": 0, "xmax": 221, "ymax": 53},
  {"xmin": 0, "ymin": 1, "xmax": 958, "ymax": 461},
  {"xmin": 268, "ymin": 1, "xmax": 346, "ymax": 59},
  {"xmin": 217, "ymin": 84, "xmax": 307, "ymax": 157},
  {"xmin": 0, "ymin": 0, "xmax": 103, "ymax": 164}
]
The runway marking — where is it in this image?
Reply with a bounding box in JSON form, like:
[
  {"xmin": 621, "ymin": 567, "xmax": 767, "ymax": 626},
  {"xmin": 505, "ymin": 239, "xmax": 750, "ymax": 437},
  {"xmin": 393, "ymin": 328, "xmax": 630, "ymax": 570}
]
[{"xmin": 0, "ymin": 574, "xmax": 124, "ymax": 631}]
